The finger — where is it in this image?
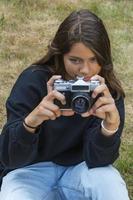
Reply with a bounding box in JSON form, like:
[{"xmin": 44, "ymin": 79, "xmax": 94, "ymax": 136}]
[
  {"xmin": 39, "ymin": 107, "xmax": 57, "ymax": 120},
  {"xmin": 81, "ymin": 109, "xmax": 93, "ymax": 117},
  {"xmin": 92, "ymin": 96, "xmax": 114, "ymax": 111},
  {"xmin": 90, "ymin": 75, "xmax": 105, "ymax": 84},
  {"xmin": 45, "ymin": 90, "xmax": 66, "ymax": 105},
  {"xmin": 81, "ymin": 112, "xmax": 91, "ymax": 117},
  {"xmin": 61, "ymin": 110, "xmax": 75, "ymax": 116},
  {"xmin": 92, "ymin": 111, "xmax": 106, "ymax": 119},
  {"xmin": 47, "ymin": 75, "xmax": 62, "ymax": 93},
  {"xmin": 39, "ymin": 101, "xmax": 61, "ymax": 117},
  {"xmin": 94, "ymin": 103, "xmax": 116, "ymax": 114},
  {"xmin": 92, "ymin": 83, "xmax": 111, "ymax": 98}
]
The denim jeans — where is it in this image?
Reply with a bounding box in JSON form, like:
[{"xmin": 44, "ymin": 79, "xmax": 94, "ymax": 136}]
[{"xmin": 0, "ymin": 161, "xmax": 130, "ymax": 200}]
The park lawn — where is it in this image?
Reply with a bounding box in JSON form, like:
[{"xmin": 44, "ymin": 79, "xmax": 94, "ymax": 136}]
[{"xmin": 0, "ymin": 0, "xmax": 132, "ymax": 199}]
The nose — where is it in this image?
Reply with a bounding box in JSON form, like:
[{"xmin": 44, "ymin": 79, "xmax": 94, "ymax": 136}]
[{"xmin": 79, "ymin": 62, "xmax": 90, "ymax": 76}]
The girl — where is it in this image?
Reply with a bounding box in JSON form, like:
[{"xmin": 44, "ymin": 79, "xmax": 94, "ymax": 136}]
[{"xmin": 0, "ymin": 9, "xmax": 129, "ymax": 200}]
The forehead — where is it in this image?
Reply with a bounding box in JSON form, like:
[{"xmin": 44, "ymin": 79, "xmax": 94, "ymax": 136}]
[{"xmin": 66, "ymin": 42, "xmax": 95, "ymax": 58}]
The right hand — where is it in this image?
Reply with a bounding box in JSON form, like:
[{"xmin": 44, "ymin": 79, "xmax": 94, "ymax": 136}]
[{"xmin": 24, "ymin": 75, "xmax": 74, "ymax": 129}]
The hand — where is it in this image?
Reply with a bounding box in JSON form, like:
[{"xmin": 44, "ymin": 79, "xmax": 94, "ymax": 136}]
[
  {"xmin": 81, "ymin": 75, "xmax": 120, "ymax": 134},
  {"xmin": 47, "ymin": 75, "xmax": 74, "ymax": 117},
  {"xmin": 24, "ymin": 75, "xmax": 74, "ymax": 130}
]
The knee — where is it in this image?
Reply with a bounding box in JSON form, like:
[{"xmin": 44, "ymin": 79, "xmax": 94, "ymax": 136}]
[
  {"xmin": 80, "ymin": 164, "xmax": 126, "ymax": 190},
  {"xmin": 59, "ymin": 162, "xmax": 129, "ymax": 199},
  {"xmin": 79, "ymin": 164, "xmax": 129, "ymax": 200}
]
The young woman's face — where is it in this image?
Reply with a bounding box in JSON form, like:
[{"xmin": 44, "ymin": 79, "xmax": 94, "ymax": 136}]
[{"xmin": 63, "ymin": 42, "xmax": 101, "ymax": 80}]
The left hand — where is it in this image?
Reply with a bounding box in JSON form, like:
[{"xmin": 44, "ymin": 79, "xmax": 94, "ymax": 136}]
[{"xmin": 81, "ymin": 75, "xmax": 120, "ymax": 132}]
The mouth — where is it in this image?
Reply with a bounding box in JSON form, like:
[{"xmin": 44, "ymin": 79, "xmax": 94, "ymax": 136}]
[{"xmin": 83, "ymin": 76, "xmax": 91, "ymax": 81}]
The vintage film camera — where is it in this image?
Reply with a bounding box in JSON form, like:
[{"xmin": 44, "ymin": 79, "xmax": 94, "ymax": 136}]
[{"xmin": 53, "ymin": 76, "xmax": 100, "ymax": 114}]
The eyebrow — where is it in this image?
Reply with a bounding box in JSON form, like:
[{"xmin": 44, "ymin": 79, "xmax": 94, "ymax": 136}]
[
  {"xmin": 69, "ymin": 56, "xmax": 96, "ymax": 60},
  {"xmin": 69, "ymin": 56, "xmax": 83, "ymax": 60}
]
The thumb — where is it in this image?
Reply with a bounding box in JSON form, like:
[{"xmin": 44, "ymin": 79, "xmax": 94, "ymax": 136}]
[{"xmin": 47, "ymin": 75, "xmax": 61, "ymax": 93}]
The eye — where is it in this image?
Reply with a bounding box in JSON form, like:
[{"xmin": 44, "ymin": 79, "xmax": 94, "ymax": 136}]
[
  {"xmin": 69, "ymin": 58, "xmax": 82, "ymax": 64},
  {"xmin": 89, "ymin": 57, "xmax": 97, "ymax": 63}
]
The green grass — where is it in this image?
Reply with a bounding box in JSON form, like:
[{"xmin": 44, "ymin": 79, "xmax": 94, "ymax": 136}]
[{"xmin": 0, "ymin": 0, "xmax": 133, "ymax": 199}]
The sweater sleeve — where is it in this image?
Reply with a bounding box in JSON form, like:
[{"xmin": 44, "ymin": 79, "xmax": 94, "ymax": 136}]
[
  {"xmin": 0, "ymin": 67, "xmax": 48, "ymax": 169},
  {"xmin": 83, "ymin": 96, "xmax": 125, "ymax": 168}
]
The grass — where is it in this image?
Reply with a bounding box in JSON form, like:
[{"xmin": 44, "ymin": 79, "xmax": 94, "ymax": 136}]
[{"xmin": 0, "ymin": 0, "xmax": 133, "ymax": 199}]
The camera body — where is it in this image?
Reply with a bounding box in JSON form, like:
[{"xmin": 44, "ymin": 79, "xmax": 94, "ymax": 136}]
[{"xmin": 53, "ymin": 77, "xmax": 100, "ymax": 114}]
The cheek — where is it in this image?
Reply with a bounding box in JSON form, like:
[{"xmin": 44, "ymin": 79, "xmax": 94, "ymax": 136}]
[
  {"xmin": 93, "ymin": 64, "xmax": 101, "ymax": 74},
  {"xmin": 98, "ymin": 66, "xmax": 101, "ymax": 74},
  {"xmin": 64, "ymin": 60, "xmax": 70, "ymax": 71},
  {"xmin": 64, "ymin": 60, "xmax": 76, "ymax": 73}
]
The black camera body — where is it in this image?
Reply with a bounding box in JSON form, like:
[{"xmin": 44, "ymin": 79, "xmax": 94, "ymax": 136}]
[{"xmin": 53, "ymin": 77, "xmax": 100, "ymax": 114}]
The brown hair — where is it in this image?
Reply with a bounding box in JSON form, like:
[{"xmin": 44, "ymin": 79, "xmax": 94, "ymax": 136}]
[{"xmin": 34, "ymin": 9, "xmax": 125, "ymax": 99}]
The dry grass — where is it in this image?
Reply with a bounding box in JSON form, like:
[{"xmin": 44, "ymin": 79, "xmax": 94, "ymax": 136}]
[{"xmin": 0, "ymin": 0, "xmax": 133, "ymax": 198}]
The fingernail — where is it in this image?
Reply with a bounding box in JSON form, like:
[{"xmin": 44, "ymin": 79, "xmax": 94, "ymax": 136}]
[
  {"xmin": 90, "ymin": 77, "xmax": 96, "ymax": 80},
  {"xmin": 93, "ymin": 109, "xmax": 96, "ymax": 114},
  {"xmin": 92, "ymin": 93, "xmax": 96, "ymax": 98},
  {"xmin": 62, "ymin": 100, "xmax": 66, "ymax": 105}
]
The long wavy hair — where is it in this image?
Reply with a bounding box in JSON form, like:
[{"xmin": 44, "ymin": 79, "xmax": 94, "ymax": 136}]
[{"xmin": 33, "ymin": 9, "xmax": 125, "ymax": 99}]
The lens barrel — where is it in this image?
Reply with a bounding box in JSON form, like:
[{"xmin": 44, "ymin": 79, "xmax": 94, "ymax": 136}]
[{"xmin": 71, "ymin": 93, "xmax": 91, "ymax": 114}]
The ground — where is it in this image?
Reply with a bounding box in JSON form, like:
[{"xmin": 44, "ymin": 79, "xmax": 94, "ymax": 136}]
[{"xmin": 0, "ymin": 0, "xmax": 132, "ymax": 198}]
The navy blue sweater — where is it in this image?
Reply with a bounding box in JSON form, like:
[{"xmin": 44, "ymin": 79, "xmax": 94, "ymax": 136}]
[{"xmin": 0, "ymin": 65, "xmax": 125, "ymax": 187}]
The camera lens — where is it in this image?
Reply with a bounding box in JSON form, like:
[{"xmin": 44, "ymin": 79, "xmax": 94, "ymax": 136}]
[{"xmin": 71, "ymin": 93, "xmax": 90, "ymax": 114}]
